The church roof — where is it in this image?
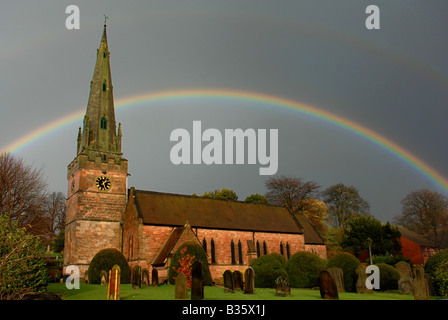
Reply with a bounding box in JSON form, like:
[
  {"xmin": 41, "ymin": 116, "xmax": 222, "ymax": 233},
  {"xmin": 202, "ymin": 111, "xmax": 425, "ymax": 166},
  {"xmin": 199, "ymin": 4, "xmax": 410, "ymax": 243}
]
[{"xmin": 130, "ymin": 189, "xmax": 304, "ymax": 234}]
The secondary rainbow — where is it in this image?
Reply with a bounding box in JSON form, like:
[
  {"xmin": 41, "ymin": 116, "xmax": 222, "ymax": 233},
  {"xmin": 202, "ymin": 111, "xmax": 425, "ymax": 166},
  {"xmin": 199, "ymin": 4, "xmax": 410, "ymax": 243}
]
[{"xmin": 2, "ymin": 88, "xmax": 447, "ymax": 193}]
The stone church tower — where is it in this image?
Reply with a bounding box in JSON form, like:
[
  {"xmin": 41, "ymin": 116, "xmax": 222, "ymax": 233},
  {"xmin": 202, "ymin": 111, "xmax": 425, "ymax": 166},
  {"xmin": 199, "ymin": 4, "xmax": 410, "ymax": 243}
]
[{"xmin": 64, "ymin": 24, "xmax": 128, "ymax": 276}]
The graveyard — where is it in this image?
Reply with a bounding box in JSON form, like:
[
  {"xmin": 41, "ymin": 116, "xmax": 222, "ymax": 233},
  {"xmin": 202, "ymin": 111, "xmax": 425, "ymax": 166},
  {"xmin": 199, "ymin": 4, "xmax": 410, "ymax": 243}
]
[
  {"xmin": 44, "ymin": 247, "xmax": 447, "ymax": 301},
  {"xmin": 48, "ymin": 282, "xmax": 427, "ymax": 300},
  {"xmin": 47, "ymin": 258, "xmax": 443, "ymax": 301}
]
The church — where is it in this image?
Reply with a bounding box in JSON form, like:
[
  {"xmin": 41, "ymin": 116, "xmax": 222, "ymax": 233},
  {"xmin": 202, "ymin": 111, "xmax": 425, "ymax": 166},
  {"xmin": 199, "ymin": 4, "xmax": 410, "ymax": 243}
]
[{"xmin": 63, "ymin": 24, "xmax": 326, "ymax": 281}]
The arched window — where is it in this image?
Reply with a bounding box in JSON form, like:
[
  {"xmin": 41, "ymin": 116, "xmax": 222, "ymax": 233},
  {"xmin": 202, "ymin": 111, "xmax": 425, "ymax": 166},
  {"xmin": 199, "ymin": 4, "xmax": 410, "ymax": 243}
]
[
  {"xmin": 286, "ymin": 242, "xmax": 291, "ymax": 259},
  {"xmin": 280, "ymin": 242, "xmax": 284, "ymax": 256},
  {"xmin": 263, "ymin": 241, "xmax": 268, "ymax": 255},
  {"xmin": 210, "ymin": 238, "xmax": 216, "ymax": 264},
  {"xmin": 256, "ymin": 241, "xmax": 260, "ymax": 258},
  {"xmin": 231, "ymin": 240, "xmax": 236, "ymax": 265},
  {"xmin": 103, "ymin": 82, "xmax": 107, "ymax": 91},
  {"xmin": 100, "ymin": 117, "xmax": 107, "ymax": 129},
  {"xmin": 238, "ymin": 240, "xmax": 243, "ymax": 264},
  {"xmin": 202, "ymin": 238, "xmax": 207, "ymax": 254}
]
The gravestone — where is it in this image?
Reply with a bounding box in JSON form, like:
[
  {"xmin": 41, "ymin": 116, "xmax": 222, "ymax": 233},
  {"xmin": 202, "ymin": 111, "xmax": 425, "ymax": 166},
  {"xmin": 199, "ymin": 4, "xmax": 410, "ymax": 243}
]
[
  {"xmin": 327, "ymin": 267, "xmax": 345, "ymax": 293},
  {"xmin": 175, "ymin": 273, "xmax": 188, "ymax": 299},
  {"xmin": 355, "ymin": 264, "xmax": 373, "ymax": 294},
  {"xmin": 142, "ymin": 269, "xmax": 150, "ymax": 286},
  {"xmin": 275, "ymin": 276, "xmax": 291, "ymax": 297},
  {"xmin": 107, "ymin": 265, "xmax": 121, "ymax": 300},
  {"xmin": 191, "ymin": 260, "xmax": 204, "ymax": 300},
  {"xmin": 223, "ymin": 270, "xmax": 234, "ymax": 293},
  {"xmin": 151, "ymin": 268, "xmax": 159, "ymax": 287},
  {"xmin": 425, "ymin": 274, "xmax": 436, "ymax": 296},
  {"xmin": 319, "ymin": 270, "xmax": 339, "ymax": 299},
  {"xmin": 244, "ymin": 267, "xmax": 255, "ymax": 294},
  {"xmin": 413, "ymin": 265, "xmax": 429, "ymax": 300},
  {"xmin": 395, "ymin": 261, "xmax": 413, "ymax": 295},
  {"xmin": 132, "ymin": 265, "xmax": 141, "ymax": 289},
  {"xmin": 233, "ymin": 270, "xmax": 244, "ymax": 291},
  {"xmin": 100, "ymin": 270, "xmax": 108, "ymax": 286}
]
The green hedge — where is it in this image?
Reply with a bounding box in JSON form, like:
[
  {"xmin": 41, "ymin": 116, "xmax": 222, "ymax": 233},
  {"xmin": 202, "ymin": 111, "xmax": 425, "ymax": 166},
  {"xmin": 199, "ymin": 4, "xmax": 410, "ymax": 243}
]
[
  {"xmin": 88, "ymin": 248, "xmax": 131, "ymax": 284},
  {"xmin": 286, "ymin": 251, "xmax": 326, "ymax": 288},
  {"xmin": 250, "ymin": 253, "xmax": 288, "ymax": 288},
  {"xmin": 326, "ymin": 253, "xmax": 361, "ymax": 292},
  {"xmin": 425, "ymin": 249, "xmax": 448, "ymax": 295},
  {"xmin": 376, "ymin": 263, "xmax": 400, "ymax": 291}
]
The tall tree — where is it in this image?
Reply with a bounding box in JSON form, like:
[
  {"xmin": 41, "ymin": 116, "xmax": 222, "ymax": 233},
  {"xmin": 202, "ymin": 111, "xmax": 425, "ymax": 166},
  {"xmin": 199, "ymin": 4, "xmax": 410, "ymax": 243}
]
[
  {"xmin": 0, "ymin": 153, "xmax": 47, "ymax": 231},
  {"xmin": 322, "ymin": 183, "xmax": 370, "ymax": 229},
  {"xmin": 264, "ymin": 175, "xmax": 320, "ymax": 215},
  {"xmin": 42, "ymin": 192, "xmax": 66, "ymax": 241},
  {"xmin": 342, "ymin": 215, "xmax": 401, "ymax": 257},
  {"xmin": 393, "ymin": 189, "xmax": 448, "ymax": 245}
]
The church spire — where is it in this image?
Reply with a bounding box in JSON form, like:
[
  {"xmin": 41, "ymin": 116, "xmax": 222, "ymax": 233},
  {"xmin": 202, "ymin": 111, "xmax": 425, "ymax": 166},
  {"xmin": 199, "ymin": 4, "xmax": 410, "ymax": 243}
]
[{"xmin": 78, "ymin": 23, "xmax": 122, "ymax": 159}]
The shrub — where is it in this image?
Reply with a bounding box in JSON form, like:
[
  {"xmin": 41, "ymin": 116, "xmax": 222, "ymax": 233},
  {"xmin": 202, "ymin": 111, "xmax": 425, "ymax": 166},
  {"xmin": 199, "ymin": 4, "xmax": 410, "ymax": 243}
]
[
  {"xmin": 434, "ymin": 260, "xmax": 448, "ymax": 298},
  {"xmin": 88, "ymin": 248, "xmax": 131, "ymax": 284},
  {"xmin": 250, "ymin": 253, "xmax": 288, "ymax": 288},
  {"xmin": 376, "ymin": 263, "xmax": 400, "ymax": 291},
  {"xmin": 371, "ymin": 254, "xmax": 411, "ymax": 266},
  {"xmin": 0, "ymin": 214, "xmax": 49, "ymax": 300},
  {"xmin": 286, "ymin": 251, "xmax": 326, "ymax": 288},
  {"xmin": 326, "ymin": 252, "xmax": 361, "ymax": 292},
  {"xmin": 426, "ymin": 249, "xmax": 448, "ymax": 296},
  {"xmin": 425, "ymin": 249, "xmax": 448, "ymax": 279},
  {"xmin": 168, "ymin": 241, "xmax": 212, "ymax": 286}
]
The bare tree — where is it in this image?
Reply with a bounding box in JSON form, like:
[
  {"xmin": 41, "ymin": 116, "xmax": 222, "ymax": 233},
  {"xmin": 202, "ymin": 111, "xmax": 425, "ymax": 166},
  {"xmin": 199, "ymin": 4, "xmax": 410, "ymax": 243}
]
[
  {"xmin": 42, "ymin": 192, "xmax": 66, "ymax": 241},
  {"xmin": 264, "ymin": 175, "xmax": 320, "ymax": 215},
  {"xmin": 0, "ymin": 153, "xmax": 47, "ymax": 233},
  {"xmin": 393, "ymin": 189, "xmax": 448, "ymax": 246}
]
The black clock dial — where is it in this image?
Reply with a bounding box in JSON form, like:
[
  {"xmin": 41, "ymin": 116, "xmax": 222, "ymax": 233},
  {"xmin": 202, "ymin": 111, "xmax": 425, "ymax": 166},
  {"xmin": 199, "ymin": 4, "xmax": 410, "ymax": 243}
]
[{"xmin": 95, "ymin": 176, "xmax": 111, "ymax": 191}]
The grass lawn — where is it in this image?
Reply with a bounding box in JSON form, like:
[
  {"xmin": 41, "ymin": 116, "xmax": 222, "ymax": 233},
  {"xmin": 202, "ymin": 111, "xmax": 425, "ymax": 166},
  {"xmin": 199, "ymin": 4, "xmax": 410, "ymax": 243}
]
[{"xmin": 47, "ymin": 282, "xmax": 437, "ymax": 300}]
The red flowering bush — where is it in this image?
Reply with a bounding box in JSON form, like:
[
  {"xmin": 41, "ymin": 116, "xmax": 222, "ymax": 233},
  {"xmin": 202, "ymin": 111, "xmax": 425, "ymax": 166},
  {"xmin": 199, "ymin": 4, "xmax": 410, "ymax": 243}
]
[{"xmin": 172, "ymin": 247, "xmax": 195, "ymax": 288}]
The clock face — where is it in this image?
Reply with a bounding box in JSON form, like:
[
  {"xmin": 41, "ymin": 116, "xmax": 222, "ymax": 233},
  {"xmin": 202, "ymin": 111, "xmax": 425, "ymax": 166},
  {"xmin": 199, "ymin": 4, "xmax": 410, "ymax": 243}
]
[{"xmin": 95, "ymin": 176, "xmax": 111, "ymax": 191}]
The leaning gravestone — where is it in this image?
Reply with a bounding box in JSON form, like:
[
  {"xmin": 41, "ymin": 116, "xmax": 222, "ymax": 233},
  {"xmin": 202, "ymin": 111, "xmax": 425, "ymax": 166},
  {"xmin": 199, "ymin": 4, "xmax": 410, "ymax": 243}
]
[
  {"xmin": 327, "ymin": 267, "xmax": 345, "ymax": 293},
  {"xmin": 223, "ymin": 270, "xmax": 234, "ymax": 293},
  {"xmin": 319, "ymin": 270, "xmax": 339, "ymax": 299},
  {"xmin": 413, "ymin": 265, "xmax": 429, "ymax": 300},
  {"xmin": 355, "ymin": 264, "xmax": 373, "ymax": 294},
  {"xmin": 175, "ymin": 273, "xmax": 188, "ymax": 299},
  {"xmin": 191, "ymin": 260, "xmax": 204, "ymax": 300},
  {"xmin": 132, "ymin": 265, "xmax": 141, "ymax": 289},
  {"xmin": 100, "ymin": 270, "xmax": 108, "ymax": 286},
  {"xmin": 233, "ymin": 270, "xmax": 244, "ymax": 291},
  {"xmin": 244, "ymin": 267, "xmax": 255, "ymax": 294},
  {"xmin": 151, "ymin": 268, "xmax": 159, "ymax": 287},
  {"xmin": 395, "ymin": 261, "xmax": 413, "ymax": 295},
  {"xmin": 107, "ymin": 265, "xmax": 121, "ymax": 300},
  {"xmin": 142, "ymin": 269, "xmax": 150, "ymax": 286},
  {"xmin": 275, "ymin": 276, "xmax": 290, "ymax": 297}
]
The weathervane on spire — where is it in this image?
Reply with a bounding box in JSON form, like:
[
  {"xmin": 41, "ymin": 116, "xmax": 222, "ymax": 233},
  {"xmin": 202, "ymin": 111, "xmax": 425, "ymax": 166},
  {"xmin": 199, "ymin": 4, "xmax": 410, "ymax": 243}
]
[{"xmin": 104, "ymin": 15, "xmax": 109, "ymax": 26}]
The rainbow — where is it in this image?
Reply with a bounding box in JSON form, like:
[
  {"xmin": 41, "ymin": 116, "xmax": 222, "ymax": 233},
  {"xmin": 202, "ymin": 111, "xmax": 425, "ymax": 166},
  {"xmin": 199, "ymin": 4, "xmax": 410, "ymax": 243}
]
[{"xmin": 2, "ymin": 88, "xmax": 447, "ymax": 193}]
